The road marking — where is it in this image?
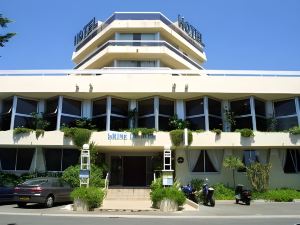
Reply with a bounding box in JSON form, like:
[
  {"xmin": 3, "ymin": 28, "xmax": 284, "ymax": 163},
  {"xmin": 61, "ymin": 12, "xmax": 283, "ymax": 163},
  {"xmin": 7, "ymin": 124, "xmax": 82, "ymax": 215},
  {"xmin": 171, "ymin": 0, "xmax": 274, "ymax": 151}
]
[{"xmin": 1, "ymin": 212, "xmax": 300, "ymax": 219}]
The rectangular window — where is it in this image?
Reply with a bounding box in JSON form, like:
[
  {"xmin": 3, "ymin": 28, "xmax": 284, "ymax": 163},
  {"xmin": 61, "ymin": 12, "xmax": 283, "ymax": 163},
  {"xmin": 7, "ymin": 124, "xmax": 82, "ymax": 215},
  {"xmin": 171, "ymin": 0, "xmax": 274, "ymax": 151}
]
[
  {"xmin": 209, "ymin": 116, "xmax": 222, "ymax": 130},
  {"xmin": 192, "ymin": 150, "xmax": 217, "ymax": 172},
  {"xmin": 186, "ymin": 99, "xmax": 204, "ymax": 116},
  {"xmin": 16, "ymin": 148, "xmax": 35, "ymax": 170},
  {"xmin": 255, "ymin": 99, "xmax": 266, "ymax": 117},
  {"xmin": 44, "ymin": 149, "xmax": 62, "ymax": 171},
  {"xmin": 159, "ymin": 98, "xmax": 174, "ymax": 116},
  {"xmin": 92, "ymin": 116, "xmax": 106, "ymax": 131},
  {"xmin": 186, "ymin": 117, "xmax": 205, "ymax": 130},
  {"xmin": 159, "ymin": 116, "xmax": 170, "ymax": 131},
  {"xmin": 138, "ymin": 98, "xmax": 154, "ymax": 116},
  {"xmin": 256, "ymin": 117, "xmax": 267, "ymax": 131},
  {"xmin": 16, "ymin": 98, "xmax": 37, "ymax": 115},
  {"xmin": 208, "ymin": 98, "xmax": 221, "ymax": 116},
  {"xmin": 62, "ymin": 149, "xmax": 80, "ymax": 170},
  {"xmin": 277, "ymin": 117, "xmax": 299, "ymax": 131},
  {"xmin": 14, "ymin": 115, "xmax": 34, "ymax": 129},
  {"xmin": 231, "ymin": 99, "xmax": 251, "ymax": 116},
  {"xmin": 110, "ymin": 116, "xmax": 128, "ymax": 130},
  {"xmin": 138, "ymin": 116, "xmax": 155, "ymax": 128},
  {"xmin": 274, "ymin": 99, "xmax": 296, "ymax": 117},
  {"xmin": 111, "ymin": 98, "xmax": 128, "ymax": 116},
  {"xmin": 62, "ymin": 98, "xmax": 81, "ymax": 116},
  {"xmin": 234, "ymin": 117, "xmax": 253, "ymax": 130},
  {"xmin": 2, "ymin": 98, "xmax": 13, "ymax": 114},
  {"xmin": 45, "ymin": 98, "xmax": 58, "ymax": 114},
  {"xmin": 93, "ymin": 99, "xmax": 107, "ymax": 116},
  {"xmin": 284, "ymin": 149, "xmax": 300, "ymax": 173}
]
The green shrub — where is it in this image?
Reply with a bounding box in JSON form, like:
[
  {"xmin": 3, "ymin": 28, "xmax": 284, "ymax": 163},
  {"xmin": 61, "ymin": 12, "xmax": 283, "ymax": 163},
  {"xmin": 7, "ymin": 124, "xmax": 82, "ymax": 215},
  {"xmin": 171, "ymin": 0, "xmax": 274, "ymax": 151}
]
[
  {"xmin": 212, "ymin": 128, "xmax": 222, "ymax": 135},
  {"xmin": 62, "ymin": 127, "xmax": 92, "ymax": 148},
  {"xmin": 212, "ymin": 183, "xmax": 235, "ymax": 200},
  {"xmin": 13, "ymin": 127, "xmax": 33, "ymax": 135},
  {"xmin": 71, "ymin": 187, "xmax": 105, "ymax": 210},
  {"xmin": 150, "ymin": 177, "xmax": 163, "ymax": 191},
  {"xmin": 253, "ymin": 189, "xmax": 300, "ymax": 202},
  {"xmin": 190, "ymin": 178, "xmax": 204, "ymax": 191},
  {"xmin": 246, "ymin": 162, "xmax": 271, "ymax": 192},
  {"xmin": 235, "ymin": 128, "xmax": 254, "ymax": 137},
  {"xmin": 289, "ymin": 126, "xmax": 300, "ymax": 135},
  {"xmin": 169, "ymin": 129, "xmax": 193, "ymax": 146},
  {"xmin": 35, "ymin": 129, "xmax": 45, "ymax": 139},
  {"xmin": 127, "ymin": 128, "xmax": 156, "ymax": 136},
  {"xmin": 194, "ymin": 129, "xmax": 205, "ymax": 133},
  {"xmin": 151, "ymin": 186, "xmax": 186, "ymax": 208},
  {"xmin": 0, "ymin": 172, "xmax": 21, "ymax": 185},
  {"xmin": 62, "ymin": 164, "xmax": 105, "ymax": 188}
]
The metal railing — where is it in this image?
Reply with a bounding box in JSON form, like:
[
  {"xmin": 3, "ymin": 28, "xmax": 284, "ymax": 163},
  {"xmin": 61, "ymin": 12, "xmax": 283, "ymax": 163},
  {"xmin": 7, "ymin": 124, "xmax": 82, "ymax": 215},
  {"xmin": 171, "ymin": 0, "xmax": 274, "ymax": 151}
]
[{"xmin": 104, "ymin": 172, "xmax": 110, "ymax": 195}]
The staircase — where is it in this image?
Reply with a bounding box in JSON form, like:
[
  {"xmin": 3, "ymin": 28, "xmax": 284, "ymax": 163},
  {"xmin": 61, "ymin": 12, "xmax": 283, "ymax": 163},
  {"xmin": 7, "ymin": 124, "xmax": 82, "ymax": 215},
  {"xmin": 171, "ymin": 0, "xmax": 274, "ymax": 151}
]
[{"xmin": 105, "ymin": 187, "xmax": 151, "ymax": 200}]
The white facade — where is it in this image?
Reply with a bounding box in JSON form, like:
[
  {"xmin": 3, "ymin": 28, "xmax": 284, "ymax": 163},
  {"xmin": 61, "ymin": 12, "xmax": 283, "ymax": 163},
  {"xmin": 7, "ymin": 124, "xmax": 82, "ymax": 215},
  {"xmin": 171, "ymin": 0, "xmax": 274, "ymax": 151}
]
[{"xmin": 0, "ymin": 12, "xmax": 300, "ymax": 188}]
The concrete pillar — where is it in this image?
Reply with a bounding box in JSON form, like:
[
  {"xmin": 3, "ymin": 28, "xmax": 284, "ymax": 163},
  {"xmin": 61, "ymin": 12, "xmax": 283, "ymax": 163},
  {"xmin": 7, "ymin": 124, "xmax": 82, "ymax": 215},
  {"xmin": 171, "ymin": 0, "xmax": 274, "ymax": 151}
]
[
  {"xmin": 10, "ymin": 96, "xmax": 17, "ymax": 129},
  {"xmin": 129, "ymin": 100, "xmax": 137, "ymax": 128},
  {"xmin": 204, "ymin": 96, "xmax": 209, "ymax": 131},
  {"xmin": 222, "ymin": 100, "xmax": 230, "ymax": 132},
  {"xmin": 106, "ymin": 96, "xmax": 111, "ymax": 131},
  {"xmin": 250, "ymin": 96, "xmax": 257, "ymax": 131},
  {"xmin": 265, "ymin": 101, "xmax": 273, "ymax": 117},
  {"xmin": 82, "ymin": 100, "xmax": 92, "ymax": 119},
  {"xmin": 154, "ymin": 97, "xmax": 159, "ymax": 130},
  {"xmin": 38, "ymin": 100, "xmax": 45, "ymax": 114},
  {"xmin": 56, "ymin": 96, "xmax": 63, "ymax": 130},
  {"xmin": 29, "ymin": 147, "xmax": 46, "ymax": 172},
  {"xmin": 176, "ymin": 100, "xmax": 185, "ymax": 120}
]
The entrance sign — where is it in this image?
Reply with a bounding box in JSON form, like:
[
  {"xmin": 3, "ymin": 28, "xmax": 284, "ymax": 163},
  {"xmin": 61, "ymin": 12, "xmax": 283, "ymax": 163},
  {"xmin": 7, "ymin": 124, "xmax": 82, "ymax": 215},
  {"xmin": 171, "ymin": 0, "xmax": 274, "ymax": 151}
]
[
  {"xmin": 178, "ymin": 15, "xmax": 203, "ymax": 45},
  {"xmin": 162, "ymin": 171, "xmax": 174, "ymax": 186},
  {"xmin": 107, "ymin": 131, "xmax": 156, "ymax": 140}
]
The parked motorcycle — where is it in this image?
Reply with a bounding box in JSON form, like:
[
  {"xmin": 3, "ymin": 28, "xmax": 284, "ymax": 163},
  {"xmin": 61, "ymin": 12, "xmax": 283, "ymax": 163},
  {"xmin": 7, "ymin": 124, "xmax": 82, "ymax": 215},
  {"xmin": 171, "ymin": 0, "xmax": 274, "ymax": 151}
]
[
  {"xmin": 181, "ymin": 184, "xmax": 197, "ymax": 203},
  {"xmin": 201, "ymin": 182, "xmax": 215, "ymax": 207},
  {"xmin": 235, "ymin": 184, "xmax": 251, "ymax": 205}
]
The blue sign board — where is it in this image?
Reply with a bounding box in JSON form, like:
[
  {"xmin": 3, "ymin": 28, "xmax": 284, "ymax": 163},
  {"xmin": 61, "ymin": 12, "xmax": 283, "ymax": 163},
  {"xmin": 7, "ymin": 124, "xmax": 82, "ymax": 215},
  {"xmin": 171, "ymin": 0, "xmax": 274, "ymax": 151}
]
[{"xmin": 79, "ymin": 170, "xmax": 90, "ymax": 179}]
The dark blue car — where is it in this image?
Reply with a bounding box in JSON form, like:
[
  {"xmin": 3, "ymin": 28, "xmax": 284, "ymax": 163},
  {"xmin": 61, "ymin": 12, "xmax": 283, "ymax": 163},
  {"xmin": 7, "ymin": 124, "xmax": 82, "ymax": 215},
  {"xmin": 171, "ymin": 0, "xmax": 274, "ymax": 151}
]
[{"xmin": 0, "ymin": 182, "xmax": 15, "ymax": 203}]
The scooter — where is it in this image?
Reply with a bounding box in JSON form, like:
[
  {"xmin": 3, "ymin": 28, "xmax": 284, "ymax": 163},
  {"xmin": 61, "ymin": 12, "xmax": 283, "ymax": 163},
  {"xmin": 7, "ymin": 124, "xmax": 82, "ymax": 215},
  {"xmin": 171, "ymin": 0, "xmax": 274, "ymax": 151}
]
[
  {"xmin": 201, "ymin": 182, "xmax": 215, "ymax": 207},
  {"xmin": 181, "ymin": 184, "xmax": 197, "ymax": 203},
  {"xmin": 235, "ymin": 184, "xmax": 251, "ymax": 205}
]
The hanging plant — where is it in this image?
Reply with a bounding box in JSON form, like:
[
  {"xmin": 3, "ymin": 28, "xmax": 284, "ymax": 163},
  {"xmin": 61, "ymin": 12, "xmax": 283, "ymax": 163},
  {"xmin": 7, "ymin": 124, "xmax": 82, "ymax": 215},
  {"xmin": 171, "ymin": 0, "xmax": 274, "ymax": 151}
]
[
  {"xmin": 169, "ymin": 129, "xmax": 193, "ymax": 146},
  {"xmin": 235, "ymin": 128, "xmax": 254, "ymax": 137},
  {"xmin": 62, "ymin": 127, "xmax": 92, "ymax": 149}
]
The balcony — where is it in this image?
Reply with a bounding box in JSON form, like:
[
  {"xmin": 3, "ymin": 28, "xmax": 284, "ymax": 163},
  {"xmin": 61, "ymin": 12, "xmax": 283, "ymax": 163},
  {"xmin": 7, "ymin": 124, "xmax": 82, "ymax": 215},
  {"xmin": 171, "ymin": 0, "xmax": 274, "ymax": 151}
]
[{"xmin": 0, "ymin": 130, "xmax": 299, "ymax": 149}]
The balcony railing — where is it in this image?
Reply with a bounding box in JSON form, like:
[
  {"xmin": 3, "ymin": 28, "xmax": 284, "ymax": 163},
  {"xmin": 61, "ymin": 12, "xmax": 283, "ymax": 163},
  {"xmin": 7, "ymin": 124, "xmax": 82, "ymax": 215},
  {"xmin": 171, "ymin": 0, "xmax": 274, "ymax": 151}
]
[{"xmin": 74, "ymin": 40, "xmax": 203, "ymax": 70}]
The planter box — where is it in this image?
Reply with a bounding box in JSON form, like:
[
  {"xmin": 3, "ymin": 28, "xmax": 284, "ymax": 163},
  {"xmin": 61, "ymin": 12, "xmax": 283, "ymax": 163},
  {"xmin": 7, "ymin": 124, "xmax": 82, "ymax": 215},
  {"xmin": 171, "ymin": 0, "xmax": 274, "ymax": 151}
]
[
  {"xmin": 73, "ymin": 199, "xmax": 90, "ymax": 211},
  {"xmin": 159, "ymin": 199, "xmax": 178, "ymax": 212}
]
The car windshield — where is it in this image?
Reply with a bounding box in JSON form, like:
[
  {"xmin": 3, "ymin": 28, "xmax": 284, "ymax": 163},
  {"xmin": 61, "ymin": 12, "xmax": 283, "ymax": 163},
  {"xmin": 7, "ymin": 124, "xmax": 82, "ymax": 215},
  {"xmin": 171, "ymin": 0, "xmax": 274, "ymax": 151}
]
[{"xmin": 23, "ymin": 179, "xmax": 48, "ymax": 185}]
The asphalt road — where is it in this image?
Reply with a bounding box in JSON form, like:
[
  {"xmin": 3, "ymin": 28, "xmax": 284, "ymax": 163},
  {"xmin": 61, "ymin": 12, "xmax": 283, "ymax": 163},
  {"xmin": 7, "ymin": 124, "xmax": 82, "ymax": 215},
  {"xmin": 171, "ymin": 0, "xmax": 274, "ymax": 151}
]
[
  {"xmin": 0, "ymin": 215, "xmax": 299, "ymax": 225},
  {"xmin": 0, "ymin": 202, "xmax": 300, "ymax": 225}
]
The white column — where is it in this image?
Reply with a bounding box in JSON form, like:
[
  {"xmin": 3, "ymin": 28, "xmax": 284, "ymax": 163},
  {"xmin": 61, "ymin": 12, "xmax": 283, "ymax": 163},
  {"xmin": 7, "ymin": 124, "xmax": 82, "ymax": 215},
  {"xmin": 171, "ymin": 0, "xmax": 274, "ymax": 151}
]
[
  {"xmin": 106, "ymin": 96, "xmax": 111, "ymax": 131},
  {"xmin": 129, "ymin": 100, "xmax": 137, "ymax": 128},
  {"xmin": 222, "ymin": 100, "xmax": 230, "ymax": 132},
  {"xmin": 10, "ymin": 96, "xmax": 18, "ymax": 129},
  {"xmin": 56, "ymin": 96, "xmax": 63, "ymax": 130},
  {"xmin": 295, "ymin": 97, "xmax": 300, "ymax": 126},
  {"xmin": 204, "ymin": 96, "xmax": 209, "ymax": 131},
  {"xmin": 38, "ymin": 100, "xmax": 45, "ymax": 114},
  {"xmin": 265, "ymin": 101, "xmax": 274, "ymax": 117},
  {"xmin": 176, "ymin": 100, "xmax": 185, "ymax": 120},
  {"xmin": 250, "ymin": 96, "xmax": 257, "ymax": 131},
  {"xmin": 82, "ymin": 100, "xmax": 92, "ymax": 119},
  {"xmin": 154, "ymin": 97, "xmax": 159, "ymax": 130}
]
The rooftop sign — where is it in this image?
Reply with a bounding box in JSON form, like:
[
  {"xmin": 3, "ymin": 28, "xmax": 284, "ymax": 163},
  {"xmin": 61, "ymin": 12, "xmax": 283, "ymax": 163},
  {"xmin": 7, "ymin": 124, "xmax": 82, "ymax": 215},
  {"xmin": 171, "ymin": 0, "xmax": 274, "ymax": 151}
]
[
  {"xmin": 74, "ymin": 17, "xmax": 97, "ymax": 46},
  {"xmin": 178, "ymin": 15, "xmax": 203, "ymax": 45}
]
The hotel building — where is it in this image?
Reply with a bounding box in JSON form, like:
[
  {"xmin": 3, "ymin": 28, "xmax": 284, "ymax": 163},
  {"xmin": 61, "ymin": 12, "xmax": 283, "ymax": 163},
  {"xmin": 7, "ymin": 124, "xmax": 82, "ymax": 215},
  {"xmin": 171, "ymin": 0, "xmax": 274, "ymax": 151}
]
[{"xmin": 0, "ymin": 12, "xmax": 300, "ymax": 188}]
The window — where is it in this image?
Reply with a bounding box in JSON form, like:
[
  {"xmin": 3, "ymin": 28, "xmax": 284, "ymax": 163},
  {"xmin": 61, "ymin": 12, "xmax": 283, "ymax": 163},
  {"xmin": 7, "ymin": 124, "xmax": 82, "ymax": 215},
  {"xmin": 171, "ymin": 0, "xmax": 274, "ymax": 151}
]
[
  {"xmin": 116, "ymin": 60, "xmax": 156, "ymax": 67},
  {"xmin": 284, "ymin": 149, "xmax": 300, "ymax": 173},
  {"xmin": 274, "ymin": 99, "xmax": 298, "ymax": 131},
  {"xmin": 110, "ymin": 98, "xmax": 128, "ymax": 130},
  {"xmin": 92, "ymin": 98, "xmax": 106, "ymax": 131},
  {"xmin": 44, "ymin": 98, "xmax": 59, "ymax": 130},
  {"xmin": 185, "ymin": 98, "xmax": 205, "ymax": 130},
  {"xmin": 191, "ymin": 150, "xmax": 217, "ymax": 172},
  {"xmin": 14, "ymin": 97, "xmax": 37, "ymax": 129},
  {"xmin": 44, "ymin": 148, "xmax": 80, "ymax": 171},
  {"xmin": 208, "ymin": 98, "xmax": 222, "ymax": 130},
  {"xmin": 60, "ymin": 98, "xmax": 82, "ymax": 127},
  {"xmin": 230, "ymin": 98, "xmax": 252, "ymax": 130},
  {"xmin": 138, "ymin": 98, "xmax": 155, "ymax": 128},
  {"xmin": 254, "ymin": 99, "xmax": 267, "ymax": 131},
  {"xmin": 0, "ymin": 98, "xmax": 13, "ymax": 130},
  {"xmin": 0, "ymin": 148, "xmax": 34, "ymax": 171},
  {"xmin": 159, "ymin": 98, "xmax": 174, "ymax": 131}
]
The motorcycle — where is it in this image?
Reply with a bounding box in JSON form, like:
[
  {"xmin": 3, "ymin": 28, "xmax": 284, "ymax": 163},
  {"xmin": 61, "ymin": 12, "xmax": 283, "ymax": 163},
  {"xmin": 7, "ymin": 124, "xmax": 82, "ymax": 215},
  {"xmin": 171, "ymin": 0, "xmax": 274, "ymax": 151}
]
[
  {"xmin": 181, "ymin": 184, "xmax": 197, "ymax": 203},
  {"xmin": 235, "ymin": 184, "xmax": 251, "ymax": 205},
  {"xmin": 200, "ymin": 182, "xmax": 215, "ymax": 207}
]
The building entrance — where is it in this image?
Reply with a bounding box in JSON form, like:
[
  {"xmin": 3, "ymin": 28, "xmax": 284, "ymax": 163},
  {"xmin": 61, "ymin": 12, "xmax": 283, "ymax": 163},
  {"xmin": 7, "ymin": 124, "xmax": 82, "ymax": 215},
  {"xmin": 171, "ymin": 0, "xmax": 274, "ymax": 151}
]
[{"xmin": 109, "ymin": 155, "xmax": 162, "ymax": 187}]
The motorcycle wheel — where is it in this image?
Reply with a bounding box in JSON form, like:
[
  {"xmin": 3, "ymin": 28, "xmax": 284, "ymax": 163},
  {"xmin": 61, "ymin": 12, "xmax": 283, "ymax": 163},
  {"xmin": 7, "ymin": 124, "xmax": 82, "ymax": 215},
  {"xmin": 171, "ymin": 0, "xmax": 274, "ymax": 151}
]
[
  {"xmin": 235, "ymin": 199, "xmax": 239, "ymax": 204},
  {"xmin": 210, "ymin": 198, "xmax": 215, "ymax": 207},
  {"xmin": 245, "ymin": 200, "xmax": 250, "ymax": 206}
]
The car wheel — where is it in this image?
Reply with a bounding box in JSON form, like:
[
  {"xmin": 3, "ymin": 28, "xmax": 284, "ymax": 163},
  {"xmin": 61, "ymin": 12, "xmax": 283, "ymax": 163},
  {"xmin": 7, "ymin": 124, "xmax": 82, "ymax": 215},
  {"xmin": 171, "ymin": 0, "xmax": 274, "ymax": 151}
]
[
  {"xmin": 17, "ymin": 202, "xmax": 27, "ymax": 208},
  {"xmin": 45, "ymin": 195, "xmax": 54, "ymax": 208}
]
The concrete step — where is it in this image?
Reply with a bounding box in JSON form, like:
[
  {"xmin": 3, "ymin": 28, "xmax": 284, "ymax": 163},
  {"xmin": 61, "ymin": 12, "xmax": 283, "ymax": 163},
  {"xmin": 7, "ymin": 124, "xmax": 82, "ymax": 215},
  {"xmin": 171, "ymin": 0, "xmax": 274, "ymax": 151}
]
[{"xmin": 105, "ymin": 188, "xmax": 150, "ymax": 200}]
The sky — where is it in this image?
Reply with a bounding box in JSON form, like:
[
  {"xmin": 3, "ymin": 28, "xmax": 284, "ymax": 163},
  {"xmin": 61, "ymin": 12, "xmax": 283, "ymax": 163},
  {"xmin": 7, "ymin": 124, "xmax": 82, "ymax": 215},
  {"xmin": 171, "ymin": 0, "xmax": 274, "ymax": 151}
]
[{"xmin": 1, "ymin": 0, "xmax": 300, "ymax": 70}]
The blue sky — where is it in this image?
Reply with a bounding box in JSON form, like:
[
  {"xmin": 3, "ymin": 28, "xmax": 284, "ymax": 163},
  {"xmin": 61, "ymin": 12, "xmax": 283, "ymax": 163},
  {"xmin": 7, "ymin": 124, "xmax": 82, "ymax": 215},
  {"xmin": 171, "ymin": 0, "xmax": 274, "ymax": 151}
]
[{"xmin": 1, "ymin": 0, "xmax": 300, "ymax": 70}]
